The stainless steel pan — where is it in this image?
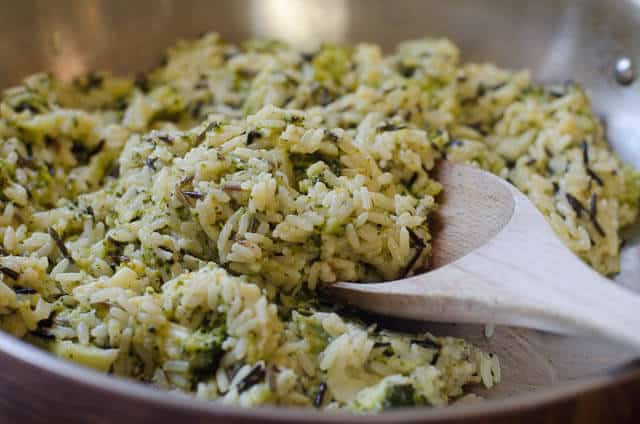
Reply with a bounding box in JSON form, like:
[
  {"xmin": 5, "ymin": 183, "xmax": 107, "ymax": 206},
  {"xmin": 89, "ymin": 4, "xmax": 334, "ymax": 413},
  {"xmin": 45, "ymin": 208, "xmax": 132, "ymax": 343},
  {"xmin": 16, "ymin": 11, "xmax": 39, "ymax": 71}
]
[{"xmin": 1, "ymin": 1, "xmax": 639, "ymax": 422}]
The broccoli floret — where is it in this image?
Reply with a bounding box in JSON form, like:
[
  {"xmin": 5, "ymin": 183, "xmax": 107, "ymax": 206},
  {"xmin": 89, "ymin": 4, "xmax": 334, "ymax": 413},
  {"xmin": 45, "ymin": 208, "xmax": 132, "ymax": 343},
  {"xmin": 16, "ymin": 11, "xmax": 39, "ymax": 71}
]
[
  {"xmin": 382, "ymin": 384, "xmax": 424, "ymax": 410},
  {"xmin": 184, "ymin": 319, "xmax": 226, "ymax": 381},
  {"xmin": 351, "ymin": 380, "xmax": 429, "ymax": 412}
]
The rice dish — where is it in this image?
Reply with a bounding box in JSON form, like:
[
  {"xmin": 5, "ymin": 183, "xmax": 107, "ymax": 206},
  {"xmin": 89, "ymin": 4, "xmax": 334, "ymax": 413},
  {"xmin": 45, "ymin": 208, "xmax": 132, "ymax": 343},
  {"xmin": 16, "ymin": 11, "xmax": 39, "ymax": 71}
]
[{"xmin": 0, "ymin": 33, "xmax": 637, "ymax": 412}]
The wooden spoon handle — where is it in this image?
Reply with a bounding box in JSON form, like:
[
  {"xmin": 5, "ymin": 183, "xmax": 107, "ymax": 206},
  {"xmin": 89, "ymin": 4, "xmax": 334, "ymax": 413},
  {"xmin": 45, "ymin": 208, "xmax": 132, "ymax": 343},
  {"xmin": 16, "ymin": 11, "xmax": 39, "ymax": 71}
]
[
  {"xmin": 331, "ymin": 272, "xmax": 640, "ymax": 351},
  {"xmin": 559, "ymin": 267, "xmax": 640, "ymax": 349},
  {"xmin": 332, "ymin": 258, "xmax": 640, "ymax": 349}
]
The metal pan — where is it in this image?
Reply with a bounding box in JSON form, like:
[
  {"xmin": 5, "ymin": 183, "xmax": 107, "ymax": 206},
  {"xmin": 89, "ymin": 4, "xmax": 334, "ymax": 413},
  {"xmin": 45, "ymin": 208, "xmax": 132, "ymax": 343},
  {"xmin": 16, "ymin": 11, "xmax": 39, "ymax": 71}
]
[{"xmin": 1, "ymin": 0, "xmax": 639, "ymax": 422}]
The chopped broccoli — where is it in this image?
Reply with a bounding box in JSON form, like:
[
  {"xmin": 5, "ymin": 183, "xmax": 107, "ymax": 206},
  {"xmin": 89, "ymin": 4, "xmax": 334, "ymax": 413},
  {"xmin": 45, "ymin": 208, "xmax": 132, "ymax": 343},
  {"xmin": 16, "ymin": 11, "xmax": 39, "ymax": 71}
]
[
  {"xmin": 291, "ymin": 153, "xmax": 341, "ymax": 182},
  {"xmin": 382, "ymin": 384, "xmax": 424, "ymax": 409},
  {"xmin": 184, "ymin": 318, "xmax": 226, "ymax": 380},
  {"xmin": 293, "ymin": 312, "xmax": 330, "ymax": 355},
  {"xmin": 312, "ymin": 44, "xmax": 352, "ymax": 87}
]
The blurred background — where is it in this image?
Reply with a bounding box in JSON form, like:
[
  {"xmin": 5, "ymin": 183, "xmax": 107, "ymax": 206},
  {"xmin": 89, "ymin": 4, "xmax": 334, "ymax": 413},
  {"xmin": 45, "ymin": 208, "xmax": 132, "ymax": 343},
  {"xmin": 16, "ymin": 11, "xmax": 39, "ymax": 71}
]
[{"xmin": 1, "ymin": 0, "xmax": 639, "ymax": 168}]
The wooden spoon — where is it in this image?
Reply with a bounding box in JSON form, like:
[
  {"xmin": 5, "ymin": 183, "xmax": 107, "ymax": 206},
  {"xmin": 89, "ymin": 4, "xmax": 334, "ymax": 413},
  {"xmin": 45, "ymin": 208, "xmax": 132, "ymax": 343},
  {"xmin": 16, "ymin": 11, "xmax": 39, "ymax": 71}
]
[{"xmin": 330, "ymin": 161, "xmax": 640, "ymax": 349}]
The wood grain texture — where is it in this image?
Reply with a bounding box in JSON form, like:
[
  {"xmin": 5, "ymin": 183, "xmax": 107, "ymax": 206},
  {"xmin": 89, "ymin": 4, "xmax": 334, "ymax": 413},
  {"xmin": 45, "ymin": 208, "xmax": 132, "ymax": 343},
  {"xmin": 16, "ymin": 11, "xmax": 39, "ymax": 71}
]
[{"xmin": 331, "ymin": 162, "xmax": 640, "ymax": 349}]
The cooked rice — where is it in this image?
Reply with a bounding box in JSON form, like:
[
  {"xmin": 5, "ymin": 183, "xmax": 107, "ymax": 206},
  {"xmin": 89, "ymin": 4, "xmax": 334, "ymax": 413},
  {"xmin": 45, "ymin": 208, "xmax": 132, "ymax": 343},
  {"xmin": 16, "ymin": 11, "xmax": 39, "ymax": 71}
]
[{"xmin": 0, "ymin": 33, "xmax": 638, "ymax": 412}]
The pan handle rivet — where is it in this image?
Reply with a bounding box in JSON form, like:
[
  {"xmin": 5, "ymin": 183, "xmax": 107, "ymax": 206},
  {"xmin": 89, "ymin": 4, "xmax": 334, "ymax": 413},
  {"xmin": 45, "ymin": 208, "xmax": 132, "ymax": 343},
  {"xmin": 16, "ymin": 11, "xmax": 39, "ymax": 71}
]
[{"xmin": 614, "ymin": 57, "xmax": 636, "ymax": 86}]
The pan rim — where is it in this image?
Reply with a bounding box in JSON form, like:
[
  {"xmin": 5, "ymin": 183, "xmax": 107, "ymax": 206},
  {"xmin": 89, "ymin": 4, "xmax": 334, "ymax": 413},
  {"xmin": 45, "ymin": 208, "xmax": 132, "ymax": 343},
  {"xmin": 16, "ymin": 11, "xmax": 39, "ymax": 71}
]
[{"xmin": 1, "ymin": 329, "xmax": 638, "ymax": 422}]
